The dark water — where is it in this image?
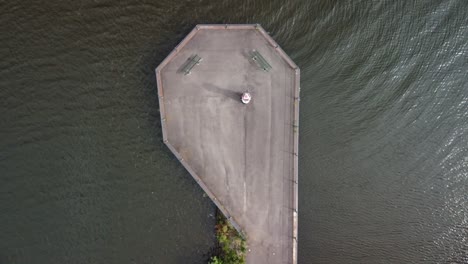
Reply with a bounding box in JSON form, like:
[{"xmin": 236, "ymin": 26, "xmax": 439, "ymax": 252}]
[{"xmin": 1, "ymin": 0, "xmax": 467, "ymax": 263}]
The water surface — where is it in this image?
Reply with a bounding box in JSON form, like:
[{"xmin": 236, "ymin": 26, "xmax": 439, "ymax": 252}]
[{"xmin": 1, "ymin": 0, "xmax": 467, "ymax": 263}]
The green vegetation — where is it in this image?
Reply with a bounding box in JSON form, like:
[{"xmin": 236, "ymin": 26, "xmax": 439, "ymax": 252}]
[{"xmin": 208, "ymin": 213, "xmax": 247, "ymax": 264}]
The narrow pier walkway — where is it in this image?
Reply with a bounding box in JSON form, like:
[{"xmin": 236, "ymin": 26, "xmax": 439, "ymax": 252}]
[{"xmin": 156, "ymin": 24, "xmax": 299, "ymax": 264}]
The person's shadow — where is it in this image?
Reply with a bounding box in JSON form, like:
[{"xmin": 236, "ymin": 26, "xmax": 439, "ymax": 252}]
[{"xmin": 203, "ymin": 83, "xmax": 242, "ymax": 103}]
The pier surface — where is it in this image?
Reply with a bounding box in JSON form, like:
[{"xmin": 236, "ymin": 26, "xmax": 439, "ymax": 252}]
[{"xmin": 156, "ymin": 24, "xmax": 299, "ymax": 264}]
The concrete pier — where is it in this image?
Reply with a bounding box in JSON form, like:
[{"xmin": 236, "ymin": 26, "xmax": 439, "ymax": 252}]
[{"xmin": 156, "ymin": 24, "xmax": 299, "ymax": 264}]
